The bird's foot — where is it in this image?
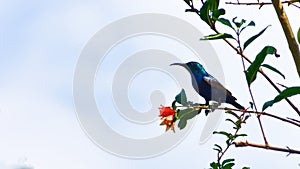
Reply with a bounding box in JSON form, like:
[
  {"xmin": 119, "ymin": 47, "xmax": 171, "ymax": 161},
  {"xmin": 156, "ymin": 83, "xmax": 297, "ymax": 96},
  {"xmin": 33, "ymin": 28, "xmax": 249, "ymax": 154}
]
[{"xmin": 204, "ymin": 109, "xmax": 210, "ymax": 116}]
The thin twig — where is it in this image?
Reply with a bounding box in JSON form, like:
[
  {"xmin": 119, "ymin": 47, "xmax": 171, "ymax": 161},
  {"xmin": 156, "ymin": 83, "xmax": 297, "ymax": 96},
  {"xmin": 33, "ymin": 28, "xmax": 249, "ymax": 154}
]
[
  {"xmin": 236, "ymin": 30, "xmax": 269, "ymax": 145},
  {"xmin": 217, "ymin": 111, "xmax": 247, "ymax": 163},
  {"xmin": 223, "ymin": 107, "xmax": 300, "ymax": 128},
  {"xmin": 291, "ymin": 3, "xmax": 300, "ymax": 9},
  {"xmin": 235, "ymin": 141, "xmax": 300, "ymax": 155},
  {"xmin": 225, "ymin": 0, "xmax": 299, "ymax": 6}
]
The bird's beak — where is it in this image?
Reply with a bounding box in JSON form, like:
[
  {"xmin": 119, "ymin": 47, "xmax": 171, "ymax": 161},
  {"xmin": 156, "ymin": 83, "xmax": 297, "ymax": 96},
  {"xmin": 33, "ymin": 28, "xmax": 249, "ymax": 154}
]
[{"xmin": 170, "ymin": 63, "xmax": 187, "ymax": 68}]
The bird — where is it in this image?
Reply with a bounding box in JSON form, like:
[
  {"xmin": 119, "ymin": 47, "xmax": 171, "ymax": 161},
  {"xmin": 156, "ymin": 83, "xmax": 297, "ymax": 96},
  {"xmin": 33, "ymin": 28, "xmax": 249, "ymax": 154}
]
[{"xmin": 171, "ymin": 61, "xmax": 244, "ymax": 110}]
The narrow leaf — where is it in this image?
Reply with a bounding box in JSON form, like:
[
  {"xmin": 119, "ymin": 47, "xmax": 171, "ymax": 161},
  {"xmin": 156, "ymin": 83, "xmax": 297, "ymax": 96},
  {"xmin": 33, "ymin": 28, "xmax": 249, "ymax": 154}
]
[
  {"xmin": 243, "ymin": 25, "xmax": 271, "ymax": 50},
  {"xmin": 235, "ymin": 133, "xmax": 247, "ymax": 137},
  {"xmin": 201, "ymin": 33, "xmax": 234, "ymax": 40},
  {"xmin": 213, "ymin": 131, "xmax": 232, "ymax": 139},
  {"xmin": 209, "ymin": 0, "xmax": 220, "ymax": 11},
  {"xmin": 225, "ymin": 118, "xmax": 236, "ymax": 126},
  {"xmin": 232, "ymin": 17, "xmax": 246, "ymax": 28},
  {"xmin": 199, "ymin": 0, "xmax": 212, "ymax": 26},
  {"xmin": 240, "ymin": 21, "xmax": 256, "ymax": 33},
  {"xmin": 262, "ymin": 100, "xmax": 274, "ymax": 111},
  {"xmin": 225, "ymin": 110, "xmax": 240, "ymax": 119},
  {"xmin": 262, "ymin": 86, "xmax": 300, "ymax": 111},
  {"xmin": 223, "ymin": 163, "xmax": 235, "ymax": 169},
  {"xmin": 246, "ymin": 46, "xmax": 278, "ymax": 85},
  {"xmin": 261, "ymin": 64, "xmax": 285, "ymax": 79},
  {"xmin": 248, "ymin": 21, "xmax": 255, "ymax": 27},
  {"xmin": 222, "ymin": 159, "xmax": 235, "ymax": 166},
  {"xmin": 273, "ymin": 87, "xmax": 300, "ymax": 102},
  {"xmin": 218, "ymin": 18, "xmax": 234, "ymax": 30},
  {"xmin": 213, "ymin": 144, "xmax": 223, "ymax": 152}
]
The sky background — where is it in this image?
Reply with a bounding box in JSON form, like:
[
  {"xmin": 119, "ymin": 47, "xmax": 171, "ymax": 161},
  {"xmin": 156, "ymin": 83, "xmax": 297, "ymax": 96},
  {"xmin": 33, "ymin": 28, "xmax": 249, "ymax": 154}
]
[{"xmin": 0, "ymin": 0, "xmax": 300, "ymax": 169}]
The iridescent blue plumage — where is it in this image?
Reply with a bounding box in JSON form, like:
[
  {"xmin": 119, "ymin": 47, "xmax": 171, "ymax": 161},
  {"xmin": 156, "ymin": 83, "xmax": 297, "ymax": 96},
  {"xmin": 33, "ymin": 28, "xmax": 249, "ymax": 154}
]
[{"xmin": 171, "ymin": 61, "xmax": 244, "ymax": 109}]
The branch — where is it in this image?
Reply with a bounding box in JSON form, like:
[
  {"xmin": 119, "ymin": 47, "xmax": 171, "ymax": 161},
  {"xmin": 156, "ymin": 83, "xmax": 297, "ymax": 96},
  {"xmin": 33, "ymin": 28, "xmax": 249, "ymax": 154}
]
[
  {"xmin": 182, "ymin": 105, "xmax": 300, "ymax": 127},
  {"xmin": 235, "ymin": 141, "xmax": 300, "ymax": 155},
  {"xmin": 183, "ymin": 1, "xmax": 300, "ymax": 116},
  {"xmin": 225, "ymin": 0, "xmax": 300, "ymax": 8},
  {"xmin": 271, "ymin": 0, "xmax": 300, "ymax": 77},
  {"xmin": 223, "ymin": 107, "xmax": 300, "ymax": 128}
]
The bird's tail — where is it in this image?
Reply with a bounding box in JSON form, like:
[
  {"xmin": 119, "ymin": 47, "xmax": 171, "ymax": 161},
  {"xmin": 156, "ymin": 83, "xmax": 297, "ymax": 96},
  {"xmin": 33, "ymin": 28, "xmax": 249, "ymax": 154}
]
[{"xmin": 230, "ymin": 101, "xmax": 245, "ymax": 110}]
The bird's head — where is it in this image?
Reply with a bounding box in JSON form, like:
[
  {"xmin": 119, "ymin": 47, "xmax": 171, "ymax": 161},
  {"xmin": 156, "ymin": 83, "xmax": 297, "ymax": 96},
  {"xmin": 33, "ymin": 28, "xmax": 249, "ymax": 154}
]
[{"xmin": 170, "ymin": 61, "xmax": 208, "ymax": 76}]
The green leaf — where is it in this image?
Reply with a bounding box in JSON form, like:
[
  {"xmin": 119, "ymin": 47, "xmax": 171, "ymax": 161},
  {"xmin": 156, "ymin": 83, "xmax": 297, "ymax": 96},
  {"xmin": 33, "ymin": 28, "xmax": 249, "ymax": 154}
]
[
  {"xmin": 240, "ymin": 21, "xmax": 256, "ymax": 33},
  {"xmin": 212, "ymin": 9, "xmax": 225, "ymax": 21},
  {"xmin": 178, "ymin": 119, "xmax": 187, "ymax": 130},
  {"xmin": 235, "ymin": 119, "xmax": 242, "ymax": 129},
  {"xmin": 199, "ymin": 0, "xmax": 212, "ymax": 26},
  {"xmin": 225, "ymin": 110, "xmax": 240, "ymax": 119},
  {"xmin": 213, "ymin": 144, "xmax": 223, "ymax": 153},
  {"xmin": 262, "ymin": 86, "xmax": 300, "ymax": 111},
  {"xmin": 261, "ymin": 64, "xmax": 285, "ymax": 79},
  {"xmin": 244, "ymin": 115, "xmax": 250, "ymax": 121},
  {"xmin": 209, "ymin": 0, "xmax": 220, "ymax": 11},
  {"xmin": 242, "ymin": 167, "xmax": 250, "ymax": 169},
  {"xmin": 235, "ymin": 133, "xmax": 247, "ymax": 137},
  {"xmin": 222, "ymin": 159, "xmax": 235, "ymax": 166},
  {"xmin": 223, "ymin": 163, "xmax": 235, "ymax": 169},
  {"xmin": 210, "ymin": 162, "xmax": 220, "ymax": 169},
  {"xmin": 218, "ymin": 18, "xmax": 234, "ymax": 30},
  {"xmin": 175, "ymin": 89, "xmax": 187, "ymax": 105},
  {"xmin": 185, "ymin": 8, "xmax": 198, "ymax": 12},
  {"xmin": 249, "ymin": 102, "xmax": 254, "ymax": 109},
  {"xmin": 248, "ymin": 21, "xmax": 256, "ymax": 27},
  {"xmin": 246, "ymin": 46, "xmax": 278, "ymax": 85},
  {"xmin": 213, "ymin": 131, "xmax": 232, "ymax": 139},
  {"xmin": 177, "ymin": 108, "xmax": 198, "ymax": 129},
  {"xmin": 225, "ymin": 118, "xmax": 236, "ymax": 126},
  {"xmin": 262, "ymin": 100, "xmax": 274, "ymax": 112},
  {"xmin": 232, "ymin": 17, "xmax": 246, "ymax": 28},
  {"xmin": 199, "ymin": 0, "xmax": 221, "ymax": 26},
  {"xmin": 243, "ymin": 25, "xmax": 270, "ymax": 50},
  {"xmin": 201, "ymin": 33, "xmax": 235, "ymax": 40},
  {"xmin": 297, "ymin": 27, "xmax": 300, "ymax": 44}
]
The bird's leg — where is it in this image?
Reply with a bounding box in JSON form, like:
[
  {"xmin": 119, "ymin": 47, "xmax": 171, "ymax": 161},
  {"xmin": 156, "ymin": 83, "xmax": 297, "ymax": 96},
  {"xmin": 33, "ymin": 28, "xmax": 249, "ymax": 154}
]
[{"xmin": 205, "ymin": 100, "xmax": 211, "ymax": 116}]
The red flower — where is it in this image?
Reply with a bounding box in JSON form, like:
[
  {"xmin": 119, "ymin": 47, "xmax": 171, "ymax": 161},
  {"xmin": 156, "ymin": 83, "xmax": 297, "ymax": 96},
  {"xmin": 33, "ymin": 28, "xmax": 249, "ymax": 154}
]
[
  {"xmin": 159, "ymin": 105, "xmax": 176, "ymax": 132},
  {"xmin": 159, "ymin": 106, "xmax": 176, "ymax": 117}
]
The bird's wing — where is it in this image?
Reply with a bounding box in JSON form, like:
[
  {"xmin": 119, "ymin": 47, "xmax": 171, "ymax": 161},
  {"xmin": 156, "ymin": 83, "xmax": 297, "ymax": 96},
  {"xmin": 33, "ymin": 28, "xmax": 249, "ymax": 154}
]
[{"xmin": 203, "ymin": 75, "xmax": 237, "ymax": 100}]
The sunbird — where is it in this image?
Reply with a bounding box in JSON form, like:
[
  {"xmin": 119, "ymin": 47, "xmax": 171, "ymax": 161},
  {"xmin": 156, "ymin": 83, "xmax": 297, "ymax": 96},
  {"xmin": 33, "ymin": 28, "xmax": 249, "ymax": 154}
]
[{"xmin": 171, "ymin": 61, "xmax": 244, "ymax": 110}]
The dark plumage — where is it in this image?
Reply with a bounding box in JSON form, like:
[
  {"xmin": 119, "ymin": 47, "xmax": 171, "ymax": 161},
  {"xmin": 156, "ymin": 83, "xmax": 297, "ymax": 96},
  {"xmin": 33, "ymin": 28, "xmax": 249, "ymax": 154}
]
[{"xmin": 171, "ymin": 61, "xmax": 244, "ymax": 109}]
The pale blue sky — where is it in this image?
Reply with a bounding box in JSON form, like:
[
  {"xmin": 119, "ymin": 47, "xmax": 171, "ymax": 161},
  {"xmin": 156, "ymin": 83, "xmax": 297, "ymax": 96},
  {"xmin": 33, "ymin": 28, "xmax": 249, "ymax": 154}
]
[{"xmin": 0, "ymin": 0, "xmax": 299, "ymax": 169}]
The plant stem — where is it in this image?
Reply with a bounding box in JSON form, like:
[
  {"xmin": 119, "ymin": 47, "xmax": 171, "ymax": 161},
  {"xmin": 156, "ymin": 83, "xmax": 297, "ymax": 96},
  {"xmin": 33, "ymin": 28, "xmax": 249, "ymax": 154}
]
[
  {"xmin": 235, "ymin": 141, "xmax": 300, "ymax": 155},
  {"xmin": 236, "ymin": 29, "xmax": 269, "ymax": 146}
]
